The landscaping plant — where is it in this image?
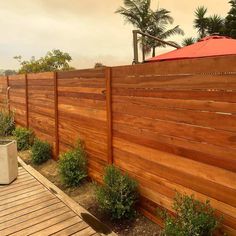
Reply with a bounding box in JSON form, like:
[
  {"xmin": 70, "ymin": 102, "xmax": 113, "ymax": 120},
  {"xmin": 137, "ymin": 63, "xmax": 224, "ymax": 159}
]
[
  {"xmin": 58, "ymin": 140, "xmax": 87, "ymax": 187},
  {"xmin": 0, "ymin": 110, "xmax": 15, "ymax": 137},
  {"xmin": 95, "ymin": 165, "xmax": 139, "ymax": 220},
  {"xmin": 31, "ymin": 138, "xmax": 52, "ymax": 165},
  {"xmin": 12, "ymin": 127, "xmax": 34, "ymax": 150},
  {"xmin": 160, "ymin": 193, "xmax": 220, "ymax": 236}
]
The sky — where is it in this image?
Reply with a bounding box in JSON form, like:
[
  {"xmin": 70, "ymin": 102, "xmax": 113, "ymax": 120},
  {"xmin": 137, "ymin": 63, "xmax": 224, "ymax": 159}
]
[{"xmin": 0, "ymin": 0, "xmax": 231, "ymax": 70}]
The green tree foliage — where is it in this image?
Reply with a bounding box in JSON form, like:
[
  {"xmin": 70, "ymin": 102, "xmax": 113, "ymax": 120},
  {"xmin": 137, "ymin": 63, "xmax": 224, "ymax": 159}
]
[
  {"xmin": 207, "ymin": 15, "xmax": 224, "ymax": 35},
  {"xmin": 0, "ymin": 70, "xmax": 17, "ymax": 76},
  {"xmin": 116, "ymin": 0, "xmax": 183, "ymax": 60},
  {"xmin": 94, "ymin": 62, "xmax": 105, "ymax": 68},
  {"xmin": 14, "ymin": 49, "xmax": 75, "ymax": 74},
  {"xmin": 224, "ymin": 0, "xmax": 236, "ymax": 38},
  {"xmin": 146, "ymin": 8, "xmax": 184, "ymax": 57},
  {"xmin": 58, "ymin": 140, "xmax": 87, "ymax": 187},
  {"xmin": 185, "ymin": 6, "xmax": 225, "ymax": 44},
  {"xmin": 0, "ymin": 110, "xmax": 15, "ymax": 136},
  {"xmin": 31, "ymin": 138, "xmax": 52, "ymax": 165},
  {"xmin": 194, "ymin": 6, "xmax": 209, "ymax": 38},
  {"xmin": 12, "ymin": 127, "xmax": 34, "ymax": 151},
  {"xmin": 160, "ymin": 193, "xmax": 221, "ymax": 236},
  {"xmin": 182, "ymin": 37, "xmax": 196, "ymax": 46},
  {"xmin": 95, "ymin": 165, "xmax": 139, "ymax": 220}
]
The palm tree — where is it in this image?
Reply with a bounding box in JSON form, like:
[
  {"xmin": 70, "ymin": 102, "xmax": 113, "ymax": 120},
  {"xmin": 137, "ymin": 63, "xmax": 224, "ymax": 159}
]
[
  {"xmin": 194, "ymin": 6, "xmax": 209, "ymax": 38},
  {"xmin": 224, "ymin": 0, "xmax": 236, "ymax": 38},
  {"xmin": 116, "ymin": 0, "xmax": 184, "ymax": 60},
  {"xmin": 182, "ymin": 37, "xmax": 196, "ymax": 46},
  {"xmin": 207, "ymin": 14, "xmax": 224, "ymax": 35},
  {"xmin": 116, "ymin": 0, "xmax": 153, "ymax": 61},
  {"xmin": 146, "ymin": 8, "xmax": 184, "ymax": 57}
]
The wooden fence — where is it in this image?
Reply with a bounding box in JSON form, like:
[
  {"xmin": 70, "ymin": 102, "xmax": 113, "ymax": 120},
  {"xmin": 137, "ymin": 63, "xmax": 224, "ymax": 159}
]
[{"xmin": 0, "ymin": 55, "xmax": 236, "ymax": 235}]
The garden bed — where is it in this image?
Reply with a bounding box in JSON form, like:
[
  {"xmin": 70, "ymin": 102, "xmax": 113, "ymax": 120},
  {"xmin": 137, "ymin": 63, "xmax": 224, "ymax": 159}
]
[{"xmin": 19, "ymin": 150, "xmax": 161, "ymax": 236}]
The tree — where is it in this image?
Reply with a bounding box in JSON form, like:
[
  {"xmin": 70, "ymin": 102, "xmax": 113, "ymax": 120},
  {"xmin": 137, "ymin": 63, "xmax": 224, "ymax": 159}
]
[
  {"xmin": 116, "ymin": 0, "xmax": 183, "ymax": 60},
  {"xmin": 182, "ymin": 37, "xmax": 196, "ymax": 46},
  {"xmin": 207, "ymin": 14, "xmax": 224, "ymax": 35},
  {"xmin": 4, "ymin": 70, "xmax": 17, "ymax": 76},
  {"xmin": 224, "ymin": 0, "xmax": 236, "ymax": 38},
  {"xmin": 185, "ymin": 6, "xmax": 225, "ymax": 42},
  {"xmin": 0, "ymin": 69, "xmax": 16, "ymax": 76},
  {"xmin": 94, "ymin": 62, "xmax": 105, "ymax": 68},
  {"xmin": 116, "ymin": 0, "xmax": 152, "ymax": 61},
  {"xmin": 146, "ymin": 8, "xmax": 184, "ymax": 57},
  {"xmin": 194, "ymin": 6, "xmax": 209, "ymax": 38},
  {"xmin": 14, "ymin": 49, "xmax": 74, "ymax": 74}
]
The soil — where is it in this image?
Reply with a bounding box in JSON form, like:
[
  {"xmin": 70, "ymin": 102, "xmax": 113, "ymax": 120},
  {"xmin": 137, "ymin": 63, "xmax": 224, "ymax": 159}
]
[{"xmin": 19, "ymin": 150, "xmax": 161, "ymax": 236}]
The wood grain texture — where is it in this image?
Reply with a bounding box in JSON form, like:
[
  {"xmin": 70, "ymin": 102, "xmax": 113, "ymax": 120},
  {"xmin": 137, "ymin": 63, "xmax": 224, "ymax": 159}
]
[
  {"xmin": 111, "ymin": 56, "xmax": 236, "ymax": 234},
  {"xmin": 58, "ymin": 68, "xmax": 108, "ymax": 182},
  {"xmin": 0, "ymin": 164, "xmax": 115, "ymax": 236},
  {"xmin": 8, "ymin": 74, "xmax": 26, "ymax": 124},
  {"xmin": 27, "ymin": 72, "xmax": 57, "ymax": 157},
  {"xmin": 2, "ymin": 56, "xmax": 236, "ymax": 235}
]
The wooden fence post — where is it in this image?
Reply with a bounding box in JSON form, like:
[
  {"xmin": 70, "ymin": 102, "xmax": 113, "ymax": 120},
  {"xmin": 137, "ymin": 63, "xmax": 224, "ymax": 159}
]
[
  {"xmin": 6, "ymin": 76, "xmax": 10, "ymax": 113},
  {"xmin": 105, "ymin": 67, "xmax": 113, "ymax": 164},
  {"xmin": 54, "ymin": 71, "xmax": 59, "ymax": 158},
  {"xmin": 25, "ymin": 74, "xmax": 29, "ymax": 128}
]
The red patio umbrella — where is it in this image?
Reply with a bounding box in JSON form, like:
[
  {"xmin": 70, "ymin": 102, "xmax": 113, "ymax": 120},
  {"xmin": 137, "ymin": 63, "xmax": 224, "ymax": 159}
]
[{"xmin": 147, "ymin": 35, "xmax": 236, "ymax": 62}]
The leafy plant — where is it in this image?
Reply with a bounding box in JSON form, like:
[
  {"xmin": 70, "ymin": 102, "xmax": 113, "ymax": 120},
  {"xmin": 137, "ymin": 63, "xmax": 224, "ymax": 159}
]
[
  {"xmin": 0, "ymin": 110, "xmax": 15, "ymax": 136},
  {"xmin": 14, "ymin": 49, "xmax": 74, "ymax": 74},
  {"xmin": 31, "ymin": 138, "xmax": 52, "ymax": 165},
  {"xmin": 58, "ymin": 140, "xmax": 87, "ymax": 187},
  {"xmin": 12, "ymin": 127, "xmax": 34, "ymax": 150},
  {"xmin": 160, "ymin": 193, "xmax": 220, "ymax": 236},
  {"xmin": 95, "ymin": 165, "xmax": 139, "ymax": 220},
  {"xmin": 115, "ymin": 0, "xmax": 184, "ymax": 60}
]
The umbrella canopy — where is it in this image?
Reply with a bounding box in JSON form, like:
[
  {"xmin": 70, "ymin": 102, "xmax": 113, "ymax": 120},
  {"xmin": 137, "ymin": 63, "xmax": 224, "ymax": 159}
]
[{"xmin": 147, "ymin": 35, "xmax": 236, "ymax": 62}]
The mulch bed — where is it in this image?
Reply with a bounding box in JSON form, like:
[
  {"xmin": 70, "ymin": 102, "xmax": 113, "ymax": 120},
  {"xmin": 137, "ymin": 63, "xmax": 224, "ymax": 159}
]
[{"xmin": 19, "ymin": 150, "xmax": 161, "ymax": 236}]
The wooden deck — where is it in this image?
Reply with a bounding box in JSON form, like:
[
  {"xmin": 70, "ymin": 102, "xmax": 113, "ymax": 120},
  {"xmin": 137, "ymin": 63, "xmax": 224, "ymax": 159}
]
[{"xmin": 0, "ymin": 158, "xmax": 115, "ymax": 236}]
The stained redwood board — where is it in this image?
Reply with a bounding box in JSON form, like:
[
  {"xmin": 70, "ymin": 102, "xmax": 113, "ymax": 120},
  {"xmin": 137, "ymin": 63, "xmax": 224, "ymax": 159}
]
[
  {"xmin": 58, "ymin": 68, "xmax": 108, "ymax": 182},
  {"xmin": 27, "ymin": 72, "xmax": 57, "ymax": 156},
  {"xmin": 1, "ymin": 56, "xmax": 236, "ymax": 235},
  {"xmin": 8, "ymin": 74, "xmax": 26, "ymax": 125},
  {"xmin": 111, "ymin": 56, "xmax": 236, "ymax": 235}
]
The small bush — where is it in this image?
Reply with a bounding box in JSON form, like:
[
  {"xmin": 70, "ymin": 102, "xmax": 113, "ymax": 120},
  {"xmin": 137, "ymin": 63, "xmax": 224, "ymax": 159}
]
[
  {"xmin": 58, "ymin": 140, "xmax": 87, "ymax": 187},
  {"xmin": 13, "ymin": 127, "xmax": 34, "ymax": 150},
  {"xmin": 31, "ymin": 138, "xmax": 52, "ymax": 165},
  {"xmin": 95, "ymin": 165, "xmax": 139, "ymax": 220},
  {"xmin": 0, "ymin": 110, "xmax": 15, "ymax": 136},
  {"xmin": 160, "ymin": 193, "xmax": 220, "ymax": 236}
]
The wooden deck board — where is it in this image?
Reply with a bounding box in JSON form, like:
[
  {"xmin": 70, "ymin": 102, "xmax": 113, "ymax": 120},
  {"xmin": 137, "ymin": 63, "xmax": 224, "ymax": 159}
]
[{"xmin": 0, "ymin": 158, "xmax": 116, "ymax": 236}]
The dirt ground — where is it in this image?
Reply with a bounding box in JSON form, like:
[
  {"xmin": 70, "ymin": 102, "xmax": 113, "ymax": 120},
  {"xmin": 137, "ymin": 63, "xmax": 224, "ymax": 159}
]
[{"xmin": 19, "ymin": 150, "xmax": 161, "ymax": 236}]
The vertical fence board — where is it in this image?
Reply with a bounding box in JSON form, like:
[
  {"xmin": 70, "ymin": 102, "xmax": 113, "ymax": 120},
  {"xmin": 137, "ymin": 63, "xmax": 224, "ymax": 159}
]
[
  {"xmin": 105, "ymin": 67, "xmax": 113, "ymax": 164},
  {"xmin": 25, "ymin": 74, "xmax": 29, "ymax": 128},
  {"xmin": 0, "ymin": 76, "xmax": 7, "ymax": 111},
  {"xmin": 54, "ymin": 72, "xmax": 59, "ymax": 157}
]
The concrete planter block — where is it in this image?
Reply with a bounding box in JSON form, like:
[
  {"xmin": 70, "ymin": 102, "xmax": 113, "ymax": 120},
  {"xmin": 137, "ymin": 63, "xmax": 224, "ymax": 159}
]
[{"xmin": 0, "ymin": 140, "xmax": 18, "ymax": 184}]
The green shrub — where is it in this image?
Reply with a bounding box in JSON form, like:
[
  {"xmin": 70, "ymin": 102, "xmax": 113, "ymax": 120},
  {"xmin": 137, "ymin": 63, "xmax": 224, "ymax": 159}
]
[
  {"xmin": 58, "ymin": 141, "xmax": 87, "ymax": 187},
  {"xmin": 13, "ymin": 127, "xmax": 34, "ymax": 150},
  {"xmin": 0, "ymin": 110, "xmax": 15, "ymax": 136},
  {"xmin": 31, "ymin": 138, "xmax": 52, "ymax": 165},
  {"xmin": 160, "ymin": 193, "xmax": 220, "ymax": 236},
  {"xmin": 95, "ymin": 165, "xmax": 139, "ymax": 220}
]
